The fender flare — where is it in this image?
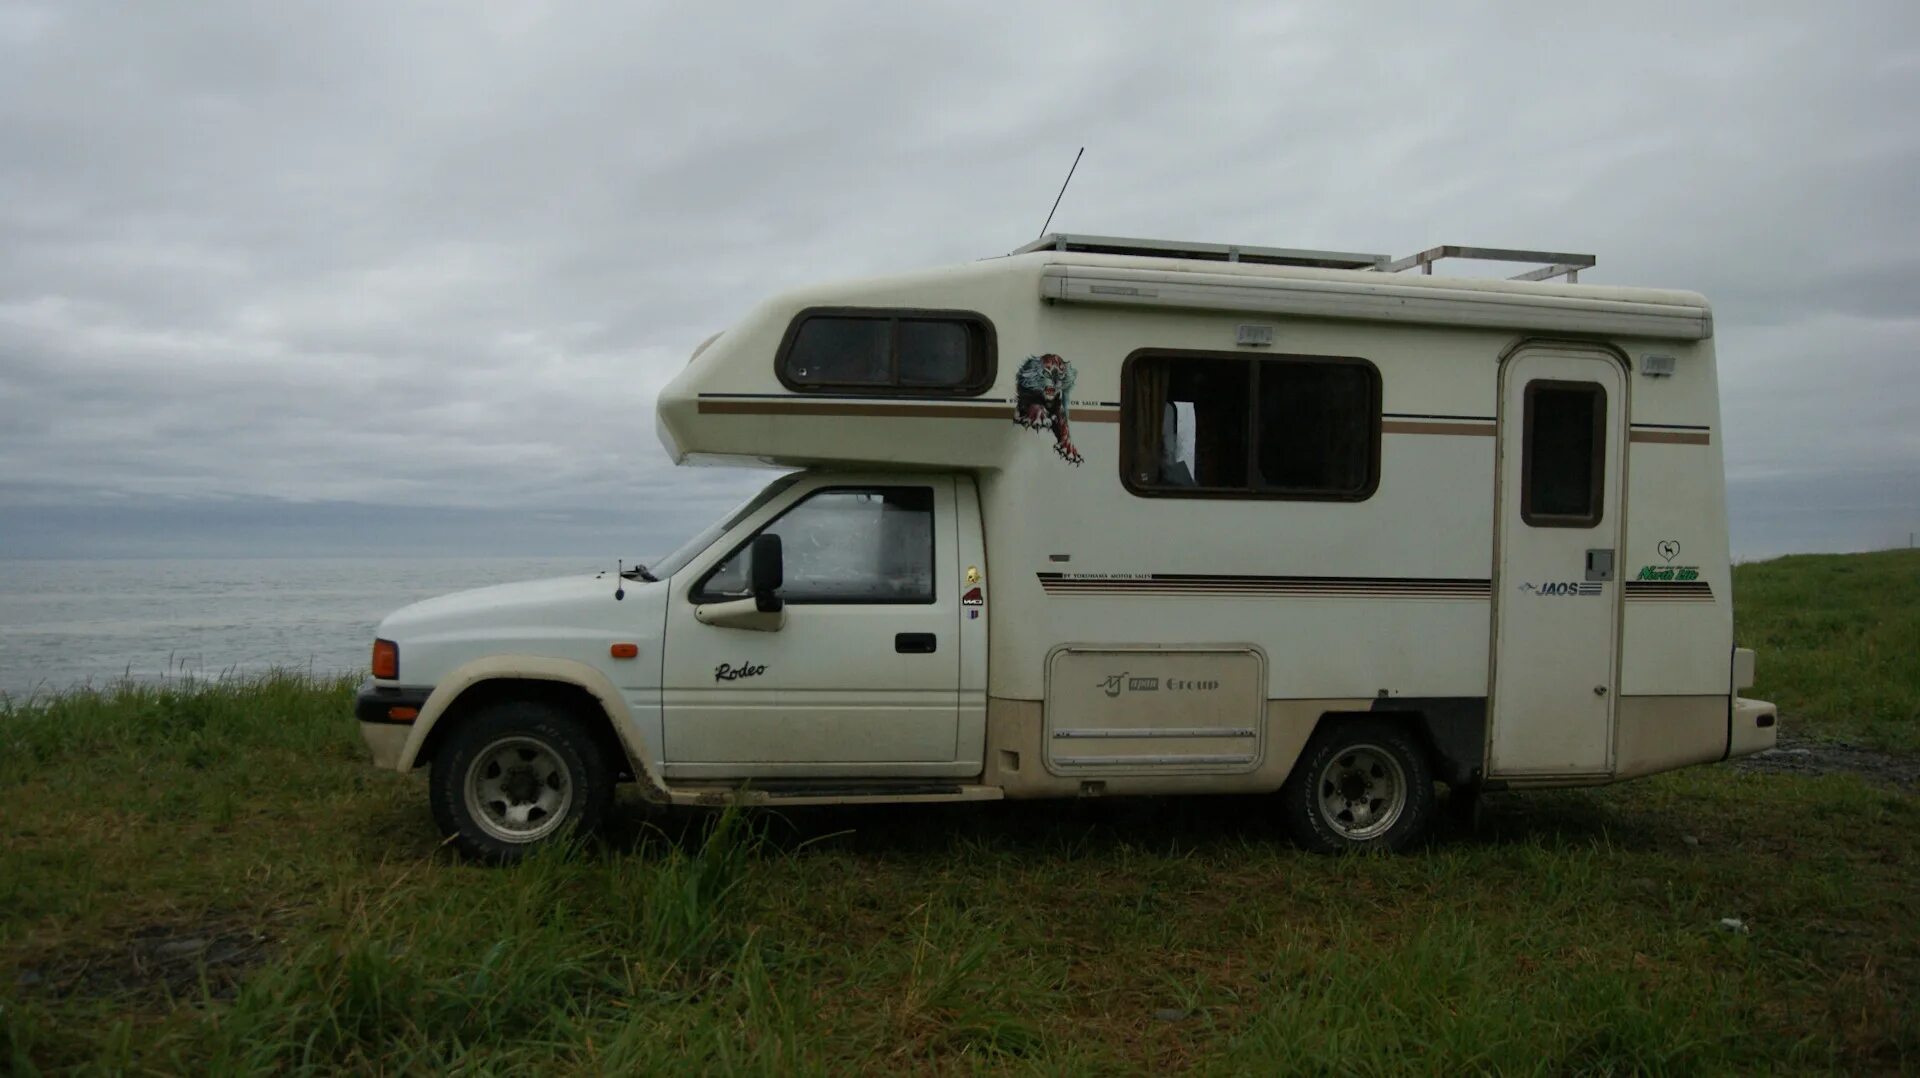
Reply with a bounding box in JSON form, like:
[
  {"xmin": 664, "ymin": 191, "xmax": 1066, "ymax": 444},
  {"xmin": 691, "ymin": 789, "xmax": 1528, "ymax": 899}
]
[{"xmin": 395, "ymin": 656, "xmax": 668, "ymax": 798}]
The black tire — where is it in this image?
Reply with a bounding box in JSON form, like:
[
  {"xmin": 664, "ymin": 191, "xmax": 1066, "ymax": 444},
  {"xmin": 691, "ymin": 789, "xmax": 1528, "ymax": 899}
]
[
  {"xmin": 429, "ymin": 699, "xmax": 614, "ymax": 863},
  {"xmin": 1280, "ymin": 718, "xmax": 1435, "ymax": 854}
]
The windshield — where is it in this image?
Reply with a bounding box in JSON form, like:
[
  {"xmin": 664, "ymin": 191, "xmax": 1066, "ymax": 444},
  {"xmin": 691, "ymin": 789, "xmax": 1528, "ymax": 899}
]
[{"xmin": 646, "ymin": 473, "xmax": 802, "ymax": 580}]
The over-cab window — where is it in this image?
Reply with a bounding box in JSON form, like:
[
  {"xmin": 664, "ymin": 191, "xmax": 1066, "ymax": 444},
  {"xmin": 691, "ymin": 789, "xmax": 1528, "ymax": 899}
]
[
  {"xmin": 1521, "ymin": 380, "xmax": 1607, "ymax": 527},
  {"xmin": 777, "ymin": 308, "xmax": 994, "ymax": 394},
  {"xmin": 1121, "ymin": 351, "xmax": 1381, "ymax": 500},
  {"xmin": 694, "ymin": 487, "xmax": 936, "ymax": 604}
]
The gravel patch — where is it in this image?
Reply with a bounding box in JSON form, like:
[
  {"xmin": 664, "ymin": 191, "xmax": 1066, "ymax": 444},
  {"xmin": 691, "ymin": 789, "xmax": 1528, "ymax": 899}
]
[{"xmin": 1731, "ymin": 733, "xmax": 1920, "ymax": 791}]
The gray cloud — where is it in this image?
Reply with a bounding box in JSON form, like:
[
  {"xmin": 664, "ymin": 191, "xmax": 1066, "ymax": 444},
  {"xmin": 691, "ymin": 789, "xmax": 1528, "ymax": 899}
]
[{"xmin": 2, "ymin": 1, "xmax": 1916, "ymax": 558}]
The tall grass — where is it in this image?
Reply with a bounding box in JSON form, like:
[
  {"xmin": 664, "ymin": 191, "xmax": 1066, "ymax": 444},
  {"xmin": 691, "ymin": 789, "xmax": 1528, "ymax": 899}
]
[
  {"xmin": 0, "ymin": 669, "xmax": 359, "ymax": 772},
  {"xmin": 1734, "ymin": 548, "xmax": 1920, "ymax": 751},
  {"xmin": 200, "ymin": 808, "xmax": 783, "ymax": 1073}
]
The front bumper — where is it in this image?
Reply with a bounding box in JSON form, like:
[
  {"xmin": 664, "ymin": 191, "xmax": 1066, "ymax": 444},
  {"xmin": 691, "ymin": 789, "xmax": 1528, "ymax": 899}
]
[
  {"xmin": 360, "ymin": 721, "xmax": 410, "ymax": 770},
  {"xmin": 355, "ymin": 679, "xmax": 433, "ymax": 770}
]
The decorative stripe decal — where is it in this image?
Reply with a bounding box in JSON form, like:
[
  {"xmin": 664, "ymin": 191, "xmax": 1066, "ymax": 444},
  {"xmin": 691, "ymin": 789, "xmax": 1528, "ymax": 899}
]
[
  {"xmin": 1385, "ymin": 412, "xmax": 1495, "ymax": 421},
  {"xmin": 1039, "ymin": 574, "xmax": 1709, "ymax": 602},
  {"xmin": 1382, "ymin": 420, "xmax": 1495, "ymax": 437},
  {"xmin": 698, "ymin": 392, "xmax": 1015, "ymax": 403},
  {"xmin": 698, "ymin": 399, "xmax": 993, "ymax": 420},
  {"xmin": 698, "ymin": 396, "xmax": 1711, "ymax": 446},
  {"xmin": 1624, "ymin": 580, "xmax": 1715, "ymax": 602},
  {"xmin": 695, "ymin": 399, "xmax": 1121, "ymax": 423},
  {"xmin": 1629, "ymin": 428, "xmax": 1712, "ymax": 445},
  {"xmin": 1037, "ymin": 572, "xmax": 1491, "ymax": 599}
]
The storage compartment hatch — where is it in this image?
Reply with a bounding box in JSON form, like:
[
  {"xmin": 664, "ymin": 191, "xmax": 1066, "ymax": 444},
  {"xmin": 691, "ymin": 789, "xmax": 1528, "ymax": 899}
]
[{"xmin": 1044, "ymin": 646, "xmax": 1266, "ymax": 774}]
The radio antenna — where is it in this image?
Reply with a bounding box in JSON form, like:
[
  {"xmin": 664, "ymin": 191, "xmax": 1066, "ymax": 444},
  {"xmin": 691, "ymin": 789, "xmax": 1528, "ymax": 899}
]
[{"xmin": 1037, "ymin": 146, "xmax": 1084, "ymax": 239}]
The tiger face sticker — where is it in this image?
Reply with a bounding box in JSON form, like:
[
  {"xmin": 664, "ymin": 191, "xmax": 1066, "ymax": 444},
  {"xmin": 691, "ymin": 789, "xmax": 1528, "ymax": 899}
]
[{"xmin": 1014, "ymin": 353, "xmax": 1082, "ymax": 465}]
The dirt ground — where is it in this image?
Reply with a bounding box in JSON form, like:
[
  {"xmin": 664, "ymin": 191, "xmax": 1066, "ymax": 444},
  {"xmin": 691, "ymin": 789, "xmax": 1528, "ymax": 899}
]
[
  {"xmin": 1730, "ymin": 731, "xmax": 1920, "ymax": 790},
  {"xmin": 12, "ymin": 918, "xmax": 272, "ymax": 1001}
]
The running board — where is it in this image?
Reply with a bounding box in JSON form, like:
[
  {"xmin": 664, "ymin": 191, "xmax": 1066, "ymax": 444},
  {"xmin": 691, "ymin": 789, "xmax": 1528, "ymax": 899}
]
[{"xmin": 664, "ymin": 781, "xmax": 1005, "ymax": 808}]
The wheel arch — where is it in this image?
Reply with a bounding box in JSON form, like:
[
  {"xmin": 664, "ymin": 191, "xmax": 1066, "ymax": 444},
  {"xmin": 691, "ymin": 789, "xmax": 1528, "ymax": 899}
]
[
  {"xmin": 1305, "ymin": 699, "xmax": 1487, "ymax": 789},
  {"xmin": 397, "ymin": 657, "xmax": 668, "ymax": 799},
  {"xmin": 1283, "ymin": 709, "xmax": 1442, "ymax": 853}
]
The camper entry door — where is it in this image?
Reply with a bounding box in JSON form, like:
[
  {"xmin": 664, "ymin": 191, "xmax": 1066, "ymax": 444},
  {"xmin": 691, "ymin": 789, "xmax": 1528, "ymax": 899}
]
[{"xmin": 1489, "ymin": 347, "xmax": 1626, "ymax": 777}]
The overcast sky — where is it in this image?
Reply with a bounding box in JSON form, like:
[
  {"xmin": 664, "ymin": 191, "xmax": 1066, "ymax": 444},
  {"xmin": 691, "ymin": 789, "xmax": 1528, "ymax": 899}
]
[{"xmin": 1, "ymin": 1, "xmax": 1916, "ymax": 560}]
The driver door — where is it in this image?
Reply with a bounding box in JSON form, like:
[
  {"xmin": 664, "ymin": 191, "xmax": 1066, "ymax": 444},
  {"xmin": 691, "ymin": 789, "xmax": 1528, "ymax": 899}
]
[{"xmin": 659, "ymin": 477, "xmax": 963, "ymax": 778}]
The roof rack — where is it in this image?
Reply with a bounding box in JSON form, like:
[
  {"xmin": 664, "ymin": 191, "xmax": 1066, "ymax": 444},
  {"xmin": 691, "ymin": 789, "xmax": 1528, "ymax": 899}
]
[
  {"xmin": 1373, "ymin": 245, "xmax": 1595, "ymax": 283},
  {"xmin": 1013, "ymin": 233, "xmax": 1388, "ymax": 271},
  {"xmin": 1014, "ymin": 233, "xmax": 1596, "ymax": 283}
]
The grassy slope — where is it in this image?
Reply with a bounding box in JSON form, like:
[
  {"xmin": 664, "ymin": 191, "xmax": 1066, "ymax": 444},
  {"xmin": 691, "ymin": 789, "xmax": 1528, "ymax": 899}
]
[
  {"xmin": 0, "ymin": 553, "xmax": 1914, "ymax": 1074},
  {"xmin": 1734, "ymin": 548, "xmax": 1920, "ymax": 752}
]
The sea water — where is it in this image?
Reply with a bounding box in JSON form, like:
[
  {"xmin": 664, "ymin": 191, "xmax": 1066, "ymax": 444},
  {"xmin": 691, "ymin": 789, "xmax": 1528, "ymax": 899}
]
[{"xmin": 0, "ymin": 557, "xmax": 612, "ymax": 700}]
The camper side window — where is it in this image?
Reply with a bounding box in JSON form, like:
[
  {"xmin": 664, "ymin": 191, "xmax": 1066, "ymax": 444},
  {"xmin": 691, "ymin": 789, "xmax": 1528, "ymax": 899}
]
[
  {"xmin": 777, "ymin": 308, "xmax": 994, "ymax": 395},
  {"xmin": 1521, "ymin": 381, "xmax": 1607, "ymax": 527},
  {"xmin": 693, "ymin": 487, "xmax": 936, "ymax": 604},
  {"xmin": 1122, "ymin": 351, "xmax": 1380, "ymax": 501}
]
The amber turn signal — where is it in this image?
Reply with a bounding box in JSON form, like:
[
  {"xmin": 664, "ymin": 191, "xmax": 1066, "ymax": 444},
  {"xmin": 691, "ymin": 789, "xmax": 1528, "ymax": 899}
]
[
  {"xmin": 371, "ymin": 638, "xmax": 399, "ymax": 680},
  {"xmin": 609, "ymin": 643, "xmax": 639, "ymax": 659}
]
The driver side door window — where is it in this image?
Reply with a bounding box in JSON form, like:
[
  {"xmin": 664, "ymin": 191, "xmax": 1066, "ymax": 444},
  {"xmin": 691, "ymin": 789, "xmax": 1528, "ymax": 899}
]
[{"xmin": 694, "ymin": 488, "xmax": 935, "ymax": 604}]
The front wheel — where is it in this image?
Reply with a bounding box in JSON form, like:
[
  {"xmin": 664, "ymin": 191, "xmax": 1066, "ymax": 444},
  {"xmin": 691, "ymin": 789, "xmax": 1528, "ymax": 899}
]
[
  {"xmin": 429, "ymin": 700, "xmax": 613, "ymax": 862},
  {"xmin": 1280, "ymin": 719, "xmax": 1435, "ymax": 853}
]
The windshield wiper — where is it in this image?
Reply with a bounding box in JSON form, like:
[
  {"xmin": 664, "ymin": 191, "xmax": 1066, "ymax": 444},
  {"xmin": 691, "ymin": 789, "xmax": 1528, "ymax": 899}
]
[{"xmin": 620, "ymin": 563, "xmax": 657, "ymax": 582}]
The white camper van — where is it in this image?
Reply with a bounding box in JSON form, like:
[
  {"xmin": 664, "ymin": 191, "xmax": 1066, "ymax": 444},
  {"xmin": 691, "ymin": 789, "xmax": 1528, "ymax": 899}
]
[{"xmin": 356, "ymin": 235, "xmax": 1776, "ymax": 858}]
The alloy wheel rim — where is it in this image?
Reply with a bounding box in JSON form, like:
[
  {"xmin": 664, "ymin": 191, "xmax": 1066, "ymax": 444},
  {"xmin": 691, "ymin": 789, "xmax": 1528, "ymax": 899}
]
[
  {"xmin": 464, "ymin": 736, "xmax": 573, "ymax": 843},
  {"xmin": 1316, "ymin": 744, "xmax": 1407, "ymax": 841}
]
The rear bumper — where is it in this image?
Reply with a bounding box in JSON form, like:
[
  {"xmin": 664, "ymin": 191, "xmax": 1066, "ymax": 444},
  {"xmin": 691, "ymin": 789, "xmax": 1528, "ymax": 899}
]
[
  {"xmin": 1728, "ymin": 696, "xmax": 1778, "ymax": 759},
  {"xmin": 355, "ymin": 679, "xmax": 433, "ymax": 770}
]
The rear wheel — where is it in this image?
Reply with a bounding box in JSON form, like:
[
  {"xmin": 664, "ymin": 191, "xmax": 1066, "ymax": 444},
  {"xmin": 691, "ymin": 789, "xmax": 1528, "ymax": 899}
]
[
  {"xmin": 1281, "ymin": 719, "xmax": 1435, "ymax": 853},
  {"xmin": 429, "ymin": 700, "xmax": 613, "ymax": 862}
]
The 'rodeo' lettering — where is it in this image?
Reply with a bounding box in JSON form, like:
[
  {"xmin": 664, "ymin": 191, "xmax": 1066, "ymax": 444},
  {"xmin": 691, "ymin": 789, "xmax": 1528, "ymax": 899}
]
[{"xmin": 714, "ymin": 661, "xmax": 767, "ymax": 682}]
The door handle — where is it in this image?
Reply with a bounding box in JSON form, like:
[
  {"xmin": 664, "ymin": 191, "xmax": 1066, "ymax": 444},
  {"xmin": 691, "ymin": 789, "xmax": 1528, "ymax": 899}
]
[
  {"xmin": 1585, "ymin": 548, "xmax": 1615, "ymax": 582},
  {"xmin": 895, "ymin": 632, "xmax": 937, "ymax": 654}
]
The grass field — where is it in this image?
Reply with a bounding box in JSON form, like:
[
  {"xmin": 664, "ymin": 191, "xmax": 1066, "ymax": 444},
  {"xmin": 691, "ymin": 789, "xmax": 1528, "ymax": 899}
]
[
  {"xmin": 2, "ymin": 550, "xmax": 1915, "ymax": 1073},
  {"xmin": 1734, "ymin": 548, "xmax": 1920, "ymax": 753}
]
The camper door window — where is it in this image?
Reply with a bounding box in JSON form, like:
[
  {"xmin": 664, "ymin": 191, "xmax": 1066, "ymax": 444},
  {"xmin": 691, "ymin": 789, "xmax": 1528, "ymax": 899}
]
[
  {"xmin": 1520, "ymin": 380, "xmax": 1607, "ymax": 527},
  {"xmin": 1122, "ymin": 351, "xmax": 1380, "ymax": 501},
  {"xmin": 692, "ymin": 487, "xmax": 937, "ymax": 605},
  {"xmin": 776, "ymin": 308, "xmax": 994, "ymax": 395}
]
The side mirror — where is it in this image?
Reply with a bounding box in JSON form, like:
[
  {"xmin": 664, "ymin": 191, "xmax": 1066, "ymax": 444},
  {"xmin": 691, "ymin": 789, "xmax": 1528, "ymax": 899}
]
[{"xmin": 749, "ymin": 534, "xmax": 783, "ymax": 612}]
